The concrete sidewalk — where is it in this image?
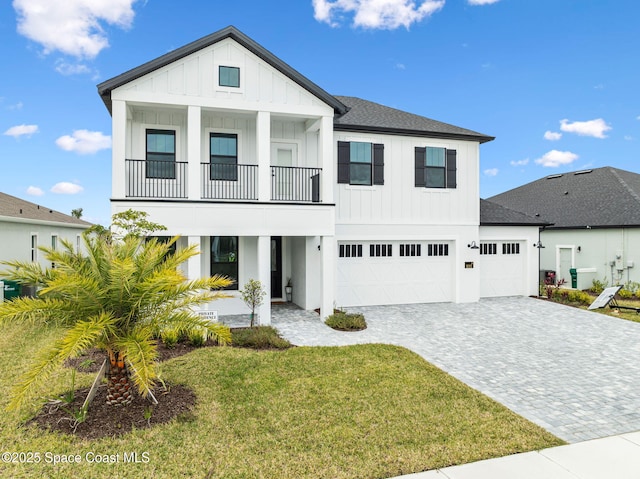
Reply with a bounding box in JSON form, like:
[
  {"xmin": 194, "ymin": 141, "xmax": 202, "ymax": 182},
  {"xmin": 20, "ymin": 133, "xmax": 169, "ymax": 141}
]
[{"xmin": 395, "ymin": 431, "xmax": 640, "ymax": 479}]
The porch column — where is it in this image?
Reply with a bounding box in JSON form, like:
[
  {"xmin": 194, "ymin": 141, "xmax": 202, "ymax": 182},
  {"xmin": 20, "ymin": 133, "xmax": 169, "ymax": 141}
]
[
  {"xmin": 187, "ymin": 105, "xmax": 201, "ymax": 200},
  {"xmin": 320, "ymin": 235, "xmax": 336, "ymax": 320},
  {"xmin": 257, "ymin": 235, "xmax": 272, "ymax": 325},
  {"xmin": 186, "ymin": 236, "xmax": 202, "ymax": 281},
  {"xmin": 112, "ymin": 99, "xmax": 127, "ymax": 199},
  {"xmin": 256, "ymin": 111, "xmax": 271, "ymax": 202},
  {"xmin": 319, "ymin": 115, "xmax": 334, "ymax": 203}
]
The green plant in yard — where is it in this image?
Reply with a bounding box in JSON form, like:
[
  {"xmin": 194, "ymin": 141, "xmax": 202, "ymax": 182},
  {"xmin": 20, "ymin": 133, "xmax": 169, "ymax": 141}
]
[
  {"xmin": 0, "ymin": 211, "xmax": 233, "ymax": 411},
  {"xmin": 619, "ymin": 288, "xmax": 634, "ymax": 299},
  {"xmin": 188, "ymin": 326, "xmax": 207, "ymax": 347},
  {"xmin": 591, "ymin": 277, "xmax": 609, "ymax": 294},
  {"xmin": 325, "ymin": 310, "xmax": 367, "ymax": 331},
  {"xmin": 239, "ymin": 279, "xmax": 266, "ymax": 327},
  {"xmin": 160, "ymin": 328, "xmax": 180, "ymax": 349},
  {"xmin": 231, "ymin": 325, "xmax": 292, "ymax": 349}
]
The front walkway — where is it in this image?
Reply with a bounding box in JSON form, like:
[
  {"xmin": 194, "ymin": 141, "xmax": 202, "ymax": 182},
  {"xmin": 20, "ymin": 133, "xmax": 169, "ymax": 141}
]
[{"xmin": 269, "ymin": 297, "xmax": 640, "ymax": 444}]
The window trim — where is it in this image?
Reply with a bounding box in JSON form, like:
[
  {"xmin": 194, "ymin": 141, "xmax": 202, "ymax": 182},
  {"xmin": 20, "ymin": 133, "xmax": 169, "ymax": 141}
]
[
  {"xmin": 218, "ymin": 65, "xmax": 240, "ymax": 88},
  {"xmin": 145, "ymin": 128, "xmax": 176, "ymax": 179},
  {"xmin": 415, "ymin": 146, "xmax": 457, "ymax": 189}
]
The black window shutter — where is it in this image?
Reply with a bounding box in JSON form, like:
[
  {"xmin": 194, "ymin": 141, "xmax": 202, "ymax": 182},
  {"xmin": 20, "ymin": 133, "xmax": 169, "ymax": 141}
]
[
  {"xmin": 373, "ymin": 143, "xmax": 384, "ymax": 185},
  {"xmin": 337, "ymin": 141, "xmax": 350, "ymax": 184},
  {"xmin": 446, "ymin": 149, "xmax": 457, "ymax": 189},
  {"xmin": 415, "ymin": 147, "xmax": 426, "ymax": 187}
]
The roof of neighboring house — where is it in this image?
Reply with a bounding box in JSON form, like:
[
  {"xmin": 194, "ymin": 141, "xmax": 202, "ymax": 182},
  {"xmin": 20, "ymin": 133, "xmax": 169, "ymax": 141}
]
[
  {"xmin": 480, "ymin": 199, "xmax": 551, "ymax": 226},
  {"xmin": 334, "ymin": 96, "xmax": 495, "ymax": 144},
  {"xmin": 488, "ymin": 166, "xmax": 640, "ymax": 229},
  {"xmin": 97, "ymin": 26, "xmax": 348, "ymax": 116},
  {"xmin": 0, "ymin": 192, "xmax": 92, "ymax": 227}
]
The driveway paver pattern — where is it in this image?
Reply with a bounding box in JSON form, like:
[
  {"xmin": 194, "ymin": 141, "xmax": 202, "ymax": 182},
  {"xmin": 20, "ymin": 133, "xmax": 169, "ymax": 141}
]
[{"xmin": 265, "ymin": 297, "xmax": 640, "ymax": 443}]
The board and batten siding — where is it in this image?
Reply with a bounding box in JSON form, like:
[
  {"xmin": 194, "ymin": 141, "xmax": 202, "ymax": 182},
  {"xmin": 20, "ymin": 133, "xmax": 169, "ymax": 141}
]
[{"xmin": 334, "ymin": 132, "xmax": 480, "ymax": 225}]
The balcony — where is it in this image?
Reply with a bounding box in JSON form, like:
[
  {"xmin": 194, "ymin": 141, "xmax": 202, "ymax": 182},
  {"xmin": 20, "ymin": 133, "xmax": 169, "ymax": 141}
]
[
  {"xmin": 125, "ymin": 160, "xmax": 322, "ymax": 202},
  {"xmin": 125, "ymin": 159, "xmax": 188, "ymax": 198}
]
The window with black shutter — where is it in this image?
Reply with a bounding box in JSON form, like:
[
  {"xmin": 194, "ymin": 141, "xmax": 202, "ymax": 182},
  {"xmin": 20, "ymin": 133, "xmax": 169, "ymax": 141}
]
[
  {"xmin": 415, "ymin": 147, "xmax": 457, "ymax": 189},
  {"xmin": 337, "ymin": 141, "xmax": 384, "ymax": 186}
]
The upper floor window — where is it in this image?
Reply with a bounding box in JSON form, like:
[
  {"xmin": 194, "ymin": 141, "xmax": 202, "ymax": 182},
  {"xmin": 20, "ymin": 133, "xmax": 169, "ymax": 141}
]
[
  {"xmin": 146, "ymin": 129, "xmax": 176, "ymax": 179},
  {"xmin": 415, "ymin": 147, "xmax": 457, "ymax": 189},
  {"xmin": 210, "ymin": 133, "xmax": 238, "ymax": 181},
  {"xmin": 337, "ymin": 141, "xmax": 384, "ymax": 186},
  {"xmin": 219, "ymin": 66, "xmax": 240, "ymax": 88}
]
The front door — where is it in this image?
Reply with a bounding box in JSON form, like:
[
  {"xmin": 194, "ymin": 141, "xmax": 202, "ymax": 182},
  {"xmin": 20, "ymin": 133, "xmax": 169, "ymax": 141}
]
[
  {"xmin": 271, "ymin": 236, "xmax": 282, "ymax": 298},
  {"xmin": 558, "ymin": 247, "xmax": 573, "ymax": 285}
]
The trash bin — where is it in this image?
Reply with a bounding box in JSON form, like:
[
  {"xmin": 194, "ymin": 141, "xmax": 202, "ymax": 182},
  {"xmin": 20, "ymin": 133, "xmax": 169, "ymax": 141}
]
[
  {"xmin": 2, "ymin": 280, "xmax": 22, "ymax": 300},
  {"xmin": 569, "ymin": 268, "xmax": 577, "ymax": 288}
]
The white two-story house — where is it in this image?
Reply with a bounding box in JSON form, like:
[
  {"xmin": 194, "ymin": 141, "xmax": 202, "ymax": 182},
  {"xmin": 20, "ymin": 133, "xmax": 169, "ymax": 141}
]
[{"xmin": 98, "ymin": 26, "xmax": 543, "ymax": 323}]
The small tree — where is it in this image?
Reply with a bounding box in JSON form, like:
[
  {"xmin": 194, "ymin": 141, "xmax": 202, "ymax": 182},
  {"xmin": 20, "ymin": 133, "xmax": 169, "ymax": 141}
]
[
  {"xmin": 240, "ymin": 279, "xmax": 266, "ymax": 327},
  {"xmin": 70, "ymin": 208, "xmax": 83, "ymax": 219}
]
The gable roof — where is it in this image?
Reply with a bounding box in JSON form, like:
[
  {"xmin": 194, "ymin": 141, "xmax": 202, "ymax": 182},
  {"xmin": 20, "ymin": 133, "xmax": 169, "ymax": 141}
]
[
  {"xmin": 488, "ymin": 167, "xmax": 640, "ymax": 229},
  {"xmin": 334, "ymin": 96, "xmax": 494, "ymax": 143},
  {"xmin": 0, "ymin": 192, "xmax": 92, "ymax": 227},
  {"xmin": 97, "ymin": 26, "xmax": 348, "ymax": 116},
  {"xmin": 480, "ymin": 199, "xmax": 551, "ymax": 226}
]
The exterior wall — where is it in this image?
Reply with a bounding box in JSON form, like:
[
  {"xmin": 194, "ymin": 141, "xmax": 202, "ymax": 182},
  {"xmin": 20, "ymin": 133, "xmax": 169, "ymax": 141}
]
[
  {"xmin": 479, "ymin": 225, "xmax": 541, "ymax": 297},
  {"xmin": 0, "ymin": 218, "xmax": 88, "ymax": 270},
  {"xmin": 540, "ymin": 228, "xmax": 640, "ymax": 288}
]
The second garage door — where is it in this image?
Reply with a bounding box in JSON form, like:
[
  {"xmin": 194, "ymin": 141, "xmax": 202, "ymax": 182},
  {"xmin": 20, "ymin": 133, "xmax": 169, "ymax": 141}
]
[{"xmin": 479, "ymin": 241, "xmax": 526, "ymax": 297}]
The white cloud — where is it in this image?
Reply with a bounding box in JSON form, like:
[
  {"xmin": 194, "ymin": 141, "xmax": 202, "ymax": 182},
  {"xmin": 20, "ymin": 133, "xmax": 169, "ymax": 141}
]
[
  {"xmin": 484, "ymin": 168, "xmax": 499, "ymax": 177},
  {"xmin": 624, "ymin": 135, "xmax": 634, "ymax": 141},
  {"xmin": 559, "ymin": 118, "xmax": 611, "ymax": 139},
  {"xmin": 312, "ymin": 0, "xmax": 445, "ymax": 29},
  {"xmin": 7, "ymin": 101, "xmax": 23, "ymax": 111},
  {"xmin": 534, "ymin": 150, "xmax": 579, "ymax": 168},
  {"xmin": 55, "ymin": 60, "xmax": 93, "ymax": 76},
  {"xmin": 51, "ymin": 182, "xmax": 84, "ymax": 195},
  {"xmin": 3, "ymin": 124, "xmax": 38, "ymax": 138},
  {"xmin": 510, "ymin": 158, "xmax": 529, "ymax": 167},
  {"xmin": 468, "ymin": 0, "xmax": 500, "ymax": 4},
  {"xmin": 395, "ymin": 63, "xmax": 406, "ymax": 70},
  {"xmin": 13, "ymin": 0, "xmax": 137, "ymax": 59},
  {"xmin": 26, "ymin": 186, "xmax": 44, "ymax": 196},
  {"xmin": 544, "ymin": 131, "xmax": 562, "ymax": 141},
  {"xmin": 55, "ymin": 129, "xmax": 111, "ymax": 154}
]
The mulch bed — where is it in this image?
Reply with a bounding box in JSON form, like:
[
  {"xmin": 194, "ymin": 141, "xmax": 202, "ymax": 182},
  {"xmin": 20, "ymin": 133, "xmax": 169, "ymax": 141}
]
[{"xmin": 29, "ymin": 384, "xmax": 196, "ymax": 440}]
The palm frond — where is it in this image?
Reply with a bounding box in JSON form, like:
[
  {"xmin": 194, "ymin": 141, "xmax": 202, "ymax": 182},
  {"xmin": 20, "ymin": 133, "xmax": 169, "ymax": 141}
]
[
  {"xmin": 115, "ymin": 332, "xmax": 159, "ymax": 398},
  {"xmin": 0, "ymin": 297, "xmax": 75, "ymax": 325}
]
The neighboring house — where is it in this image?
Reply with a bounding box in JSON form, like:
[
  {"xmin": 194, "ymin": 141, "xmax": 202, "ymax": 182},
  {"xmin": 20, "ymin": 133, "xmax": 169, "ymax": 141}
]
[
  {"xmin": 0, "ymin": 192, "xmax": 92, "ymax": 296},
  {"xmin": 488, "ymin": 166, "xmax": 640, "ymax": 289},
  {"xmin": 97, "ymin": 25, "xmax": 543, "ymax": 323}
]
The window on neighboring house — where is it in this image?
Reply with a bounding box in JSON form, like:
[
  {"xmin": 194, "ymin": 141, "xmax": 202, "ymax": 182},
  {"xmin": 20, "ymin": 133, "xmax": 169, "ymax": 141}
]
[
  {"xmin": 400, "ymin": 244, "xmax": 422, "ymax": 257},
  {"xmin": 370, "ymin": 244, "xmax": 392, "ymax": 257},
  {"xmin": 210, "ymin": 133, "xmax": 238, "ymax": 180},
  {"xmin": 427, "ymin": 243, "xmax": 449, "ymax": 257},
  {"xmin": 339, "ymin": 244, "xmax": 363, "ymax": 258},
  {"xmin": 502, "ymin": 242, "xmax": 520, "ymax": 255},
  {"xmin": 76, "ymin": 235, "xmax": 81, "ymax": 253},
  {"xmin": 415, "ymin": 147, "xmax": 457, "ymax": 189},
  {"xmin": 219, "ymin": 66, "xmax": 240, "ymax": 88},
  {"xmin": 211, "ymin": 236, "xmax": 238, "ymax": 290},
  {"xmin": 337, "ymin": 141, "xmax": 384, "ymax": 186},
  {"xmin": 31, "ymin": 234, "xmax": 38, "ymax": 262},
  {"xmin": 480, "ymin": 243, "xmax": 497, "ymax": 255},
  {"xmin": 51, "ymin": 235, "xmax": 58, "ymax": 268},
  {"xmin": 146, "ymin": 129, "xmax": 176, "ymax": 179}
]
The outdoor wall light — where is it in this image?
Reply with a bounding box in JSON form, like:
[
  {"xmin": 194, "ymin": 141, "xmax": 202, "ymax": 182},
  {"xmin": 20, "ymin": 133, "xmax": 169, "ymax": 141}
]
[
  {"xmin": 577, "ymin": 246, "xmax": 582, "ymax": 252},
  {"xmin": 534, "ymin": 240, "xmax": 545, "ymax": 249},
  {"xmin": 467, "ymin": 241, "xmax": 480, "ymax": 249}
]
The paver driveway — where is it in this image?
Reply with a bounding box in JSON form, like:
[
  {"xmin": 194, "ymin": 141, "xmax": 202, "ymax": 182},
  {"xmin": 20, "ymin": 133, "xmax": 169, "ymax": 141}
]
[{"xmin": 269, "ymin": 297, "xmax": 640, "ymax": 443}]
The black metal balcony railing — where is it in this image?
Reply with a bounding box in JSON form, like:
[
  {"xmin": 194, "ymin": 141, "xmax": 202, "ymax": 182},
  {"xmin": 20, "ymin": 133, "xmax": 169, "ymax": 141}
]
[
  {"xmin": 125, "ymin": 159, "xmax": 187, "ymax": 198},
  {"xmin": 271, "ymin": 166, "xmax": 321, "ymax": 202},
  {"xmin": 201, "ymin": 163, "xmax": 258, "ymax": 200}
]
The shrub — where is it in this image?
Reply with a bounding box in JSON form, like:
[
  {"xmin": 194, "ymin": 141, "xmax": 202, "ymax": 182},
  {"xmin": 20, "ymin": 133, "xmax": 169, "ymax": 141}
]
[
  {"xmin": 618, "ymin": 288, "xmax": 634, "ymax": 299},
  {"xmin": 232, "ymin": 326, "xmax": 292, "ymax": 350},
  {"xmin": 325, "ymin": 310, "xmax": 367, "ymax": 331},
  {"xmin": 566, "ymin": 290, "xmax": 593, "ymax": 306},
  {"xmin": 160, "ymin": 329, "xmax": 180, "ymax": 349},
  {"xmin": 591, "ymin": 278, "xmax": 609, "ymax": 294},
  {"xmin": 188, "ymin": 327, "xmax": 206, "ymax": 347}
]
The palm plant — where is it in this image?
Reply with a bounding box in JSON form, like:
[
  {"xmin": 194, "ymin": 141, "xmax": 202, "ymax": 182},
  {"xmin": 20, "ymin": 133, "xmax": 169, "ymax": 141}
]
[{"xmin": 0, "ymin": 232, "xmax": 232, "ymax": 411}]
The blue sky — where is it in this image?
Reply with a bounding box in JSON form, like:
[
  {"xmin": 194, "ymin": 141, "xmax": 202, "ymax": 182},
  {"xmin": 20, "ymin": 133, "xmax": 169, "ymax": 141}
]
[{"xmin": 1, "ymin": 0, "xmax": 639, "ymax": 225}]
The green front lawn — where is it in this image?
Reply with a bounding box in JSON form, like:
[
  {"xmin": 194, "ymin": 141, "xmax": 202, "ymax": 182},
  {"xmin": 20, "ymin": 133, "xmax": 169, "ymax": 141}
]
[{"xmin": 0, "ymin": 321, "xmax": 562, "ymax": 479}]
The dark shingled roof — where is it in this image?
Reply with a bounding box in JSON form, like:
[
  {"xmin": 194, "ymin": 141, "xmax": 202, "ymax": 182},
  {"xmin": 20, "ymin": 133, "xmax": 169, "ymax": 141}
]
[
  {"xmin": 480, "ymin": 199, "xmax": 551, "ymax": 226},
  {"xmin": 334, "ymin": 96, "xmax": 494, "ymax": 143},
  {"xmin": 0, "ymin": 192, "xmax": 92, "ymax": 227},
  {"xmin": 97, "ymin": 26, "xmax": 348, "ymax": 116},
  {"xmin": 488, "ymin": 167, "xmax": 640, "ymax": 229}
]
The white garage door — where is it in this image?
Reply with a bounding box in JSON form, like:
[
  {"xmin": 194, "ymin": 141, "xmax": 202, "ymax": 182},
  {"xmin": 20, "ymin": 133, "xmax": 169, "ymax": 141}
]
[
  {"xmin": 479, "ymin": 241, "xmax": 525, "ymax": 297},
  {"xmin": 336, "ymin": 241, "xmax": 454, "ymax": 307}
]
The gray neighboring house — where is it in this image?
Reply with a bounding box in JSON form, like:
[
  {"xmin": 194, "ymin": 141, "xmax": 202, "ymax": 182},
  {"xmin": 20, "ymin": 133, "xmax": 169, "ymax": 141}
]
[
  {"xmin": 0, "ymin": 192, "xmax": 92, "ymax": 277},
  {"xmin": 488, "ymin": 166, "xmax": 640, "ymax": 289}
]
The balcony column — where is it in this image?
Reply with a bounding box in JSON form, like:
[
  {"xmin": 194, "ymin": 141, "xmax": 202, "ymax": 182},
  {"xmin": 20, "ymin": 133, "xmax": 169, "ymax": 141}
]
[
  {"xmin": 187, "ymin": 105, "xmax": 202, "ymax": 200},
  {"xmin": 186, "ymin": 236, "xmax": 202, "ymax": 280},
  {"xmin": 320, "ymin": 235, "xmax": 336, "ymax": 321},
  {"xmin": 112, "ymin": 100, "xmax": 127, "ymax": 198},
  {"xmin": 257, "ymin": 235, "xmax": 272, "ymax": 325},
  {"xmin": 256, "ymin": 111, "xmax": 271, "ymax": 202},
  {"xmin": 319, "ymin": 115, "xmax": 334, "ymax": 203}
]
